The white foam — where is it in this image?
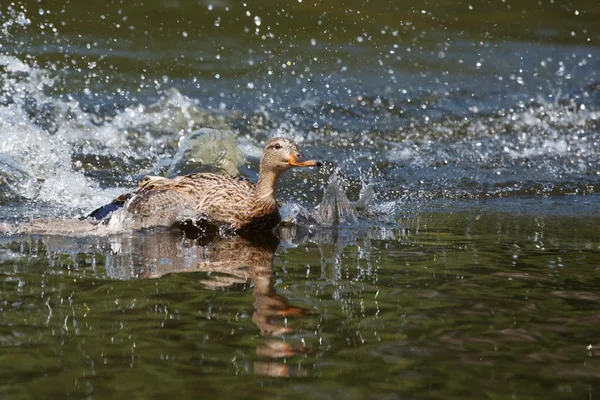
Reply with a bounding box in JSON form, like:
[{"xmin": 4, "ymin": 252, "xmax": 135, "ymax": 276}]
[{"xmin": 0, "ymin": 54, "xmax": 244, "ymax": 218}]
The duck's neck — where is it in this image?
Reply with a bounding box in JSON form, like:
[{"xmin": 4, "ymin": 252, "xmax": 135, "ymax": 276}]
[{"xmin": 251, "ymin": 169, "xmax": 280, "ymax": 212}]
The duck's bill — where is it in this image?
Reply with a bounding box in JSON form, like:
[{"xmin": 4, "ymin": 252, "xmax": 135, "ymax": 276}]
[{"xmin": 289, "ymin": 154, "xmax": 322, "ymax": 167}]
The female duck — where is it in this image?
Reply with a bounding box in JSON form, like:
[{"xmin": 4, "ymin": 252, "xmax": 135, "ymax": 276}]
[{"xmin": 89, "ymin": 138, "xmax": 321, "ymax": 231}]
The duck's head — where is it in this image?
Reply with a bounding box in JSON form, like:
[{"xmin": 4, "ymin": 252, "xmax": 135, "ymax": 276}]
[{"xmin": 260, "ymin": 137, "xmax": 322, "ymax": 173}]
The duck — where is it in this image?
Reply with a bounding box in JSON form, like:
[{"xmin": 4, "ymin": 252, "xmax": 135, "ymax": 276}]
[{"xmin": 88, "ymin": 137, "xmax": 322, "ymax": 231}]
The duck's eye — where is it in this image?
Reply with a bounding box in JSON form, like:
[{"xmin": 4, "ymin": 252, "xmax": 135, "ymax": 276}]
[{"xmin": 274, "ymin": 143, "xmax": 282, "ymax": 149}]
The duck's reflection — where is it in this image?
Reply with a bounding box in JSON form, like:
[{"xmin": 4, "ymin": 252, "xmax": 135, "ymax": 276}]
[{"xmin": 104, "ymin": 225, "xmax": 312, "ymax": 377}]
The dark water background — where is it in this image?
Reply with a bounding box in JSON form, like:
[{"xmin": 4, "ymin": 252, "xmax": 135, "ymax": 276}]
[{"xmin": 0, "ymin": 0, "xmax": 599, "ymax": 398}]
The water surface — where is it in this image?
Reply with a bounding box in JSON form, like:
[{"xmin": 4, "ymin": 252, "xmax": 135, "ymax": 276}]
[{"xmin": 0, "ymin": 0, "xmax": 599, "ymax": 398}]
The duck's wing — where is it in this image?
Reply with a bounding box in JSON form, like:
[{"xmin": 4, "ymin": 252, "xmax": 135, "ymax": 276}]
[
  {"xmin": 127, "ymin": 173, "xmax": 256, "ymax": 227},
  {"xmin": 87, "ymin": 176, "xmax": 186, "ymax": 223},
  {"xmin": 88, "ymin": 173, "xmax": 256, "ymax": 228},
  {"xmin": 125, "ymin": 176, "xmax": 198, "ymax": 227}
]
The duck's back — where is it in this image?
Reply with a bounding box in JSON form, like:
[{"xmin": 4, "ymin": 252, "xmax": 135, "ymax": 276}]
[{"xmin": 126, "ymin": 173, "xmax": 258, "ymax": 228}]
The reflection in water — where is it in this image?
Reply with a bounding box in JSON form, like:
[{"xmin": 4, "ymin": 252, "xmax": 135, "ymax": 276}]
[
  {"xmin": 105, "ymin": 227, "xmax": 313, "ymax": 377},
  {"xmin": 1, "ymin": 210, "xmax": 600, "ymax": 396}
]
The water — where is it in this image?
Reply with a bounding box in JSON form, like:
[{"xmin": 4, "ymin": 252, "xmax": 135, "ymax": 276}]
[{"xmin": 1, "ymin": 0, "xmax": 599, "ymax": 398}]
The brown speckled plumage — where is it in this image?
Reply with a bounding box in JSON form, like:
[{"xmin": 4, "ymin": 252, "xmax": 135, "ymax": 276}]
[{"xmin": 97, "ymin": 138, "xmax": 320, "ymax": 231}]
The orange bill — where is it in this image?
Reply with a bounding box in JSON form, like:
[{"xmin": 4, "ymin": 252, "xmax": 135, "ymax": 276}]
[{"xmin": 288, "ymin": 153, "xmax": 322, "ymax": 167}]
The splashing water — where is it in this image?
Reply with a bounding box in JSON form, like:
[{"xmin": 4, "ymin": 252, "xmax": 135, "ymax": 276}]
[
  {"xmin": 0, "ymin": 2, "xmax": 599, "ymax": 229},
  {"xmin": 0, "ymin": 55, "xmax": 251, "ymax": 221},
  {"xmin": 313, "ymin": 173, "xmax": 359, "ymax": 226}
]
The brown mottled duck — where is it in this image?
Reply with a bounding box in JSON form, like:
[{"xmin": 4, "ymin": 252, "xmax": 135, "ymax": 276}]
[{"xmin": 89, "ymin": 138, "xmax": 321, "ymax": 231}]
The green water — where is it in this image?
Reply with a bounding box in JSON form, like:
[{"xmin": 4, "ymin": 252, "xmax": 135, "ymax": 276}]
[
  {"xmin": 1, "ymin": 0, "xmax": 600, "ymax": 397},
  {"xmin": 1, "ymin": 207, "xmax": 599, "ymax": 399}
]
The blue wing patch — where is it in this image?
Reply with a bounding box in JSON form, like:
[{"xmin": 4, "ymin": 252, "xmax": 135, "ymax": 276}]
[{"xmin": 88, "ymin": 202, "xmax": 123, "ymax": 220}]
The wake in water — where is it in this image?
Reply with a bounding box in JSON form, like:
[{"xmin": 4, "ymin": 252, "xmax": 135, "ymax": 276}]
[{"xmin": 0, "ymin": 168, "xmax": 384, "ymax": 237}]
